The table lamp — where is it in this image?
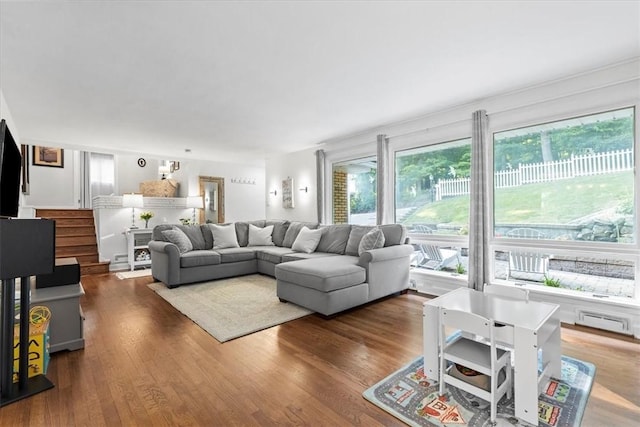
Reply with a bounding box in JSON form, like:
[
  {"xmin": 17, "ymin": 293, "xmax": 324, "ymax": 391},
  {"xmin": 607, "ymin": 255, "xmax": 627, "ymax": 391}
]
[
  {"xmin": 122, "ymin": 194, "xmax": 144, "ymax": 229},
  {"xmin": 186, "ymin": 196, "xmax": 204, "ymax": 224}
]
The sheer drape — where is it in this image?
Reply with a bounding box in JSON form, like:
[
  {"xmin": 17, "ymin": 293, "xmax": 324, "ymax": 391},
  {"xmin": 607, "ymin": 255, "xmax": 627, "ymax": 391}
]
[
  {"xmin": 315, "ymin": 149, "xmax": 325, "ymax": 224},
  {"xmin": 89, "ymin": 152, "xmax": 115, "ymax": 200},
  {"xmin": 376, "ymin": 134, "xmax": 390, "ymax": 225},
  {"xmin": 468, "ymin": 110, "xmax": 491, "ymax": 290}
]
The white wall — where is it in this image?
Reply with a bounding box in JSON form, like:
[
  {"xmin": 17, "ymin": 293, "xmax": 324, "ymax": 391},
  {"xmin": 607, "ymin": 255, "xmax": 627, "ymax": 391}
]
[
  {"xmin": 23, "ymin": 148, "xmax": 76, "ymax": 208},
  {"xmin": 265, "ymin": 147, "xmax": 317, "ymax": 222},
  {"xmin": 0, "ymin": 90, "xmax": 19, "ymax": 143},
  {"xmin": 1, "ymin": 89, "xmax": 29, "ymax": 216}
]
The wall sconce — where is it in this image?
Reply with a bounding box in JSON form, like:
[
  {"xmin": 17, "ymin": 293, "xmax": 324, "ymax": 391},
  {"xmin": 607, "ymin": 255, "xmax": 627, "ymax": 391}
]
[
  {"xmin": 299, "ymin": 186, "xmax": 308, "ymax": 193},
  {"xmin": 269, "ymin": 189, "xmax": 278, "ymax": 196},
  {"xmin": 122, "ymin": 193, "xmax": 144, "ymax": 228},
  {"xmin": 186, "ymin": 196, "xmax": 204, "ymax": 224},
  {"xmin": 169, "ymin": 161, "xmax": 180, "ymax": 172}
]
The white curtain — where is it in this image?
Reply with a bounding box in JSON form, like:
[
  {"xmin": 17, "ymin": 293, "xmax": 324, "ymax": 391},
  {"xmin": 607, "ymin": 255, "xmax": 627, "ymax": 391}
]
[
  {"xmin": 468, "ymin": 110, "xmax": 491, "ymax": 290},
  {"xmin": 315, "ymin": 149, "xmax": 325, "ymax": 224},
  {"xmin": 376, "ymin": 134, "xmax": 390, "ymax": 225},
  {"xmin": 89, "ymin": 152, "xmax": 115, "ymax": 202}
]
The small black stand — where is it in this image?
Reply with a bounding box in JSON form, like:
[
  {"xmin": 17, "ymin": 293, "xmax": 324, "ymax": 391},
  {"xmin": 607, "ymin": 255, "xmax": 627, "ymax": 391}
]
[{"xmin": 0, "ymin": 219, "xmax": 56, "ymax": 406}]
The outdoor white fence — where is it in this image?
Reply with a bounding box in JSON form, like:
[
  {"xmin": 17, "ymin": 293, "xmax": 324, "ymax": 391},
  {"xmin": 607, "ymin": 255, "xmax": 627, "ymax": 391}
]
[{"xmin": 436, "ymin": 149, "xmax": 633, "ymax": 200}]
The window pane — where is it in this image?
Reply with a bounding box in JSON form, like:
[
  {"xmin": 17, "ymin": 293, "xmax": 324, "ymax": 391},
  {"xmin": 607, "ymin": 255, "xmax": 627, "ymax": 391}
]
[
  {"xmin": 333, "ymin": 157, "xmax": 376, "ymax": 225},
  {"xmin": 411, "ymin": 242, "xmax": 467, "ymax": 275},
  {"xmin": 493, "ymin": 107, "xmax": 635, "ymax": 244},
  {"xmin": 395, "ymin": 138, "xmax": 471, "ymax": 235},
  {"xmin": 493, "ymin": 250, "xmax": 635, "ymax": 298}
]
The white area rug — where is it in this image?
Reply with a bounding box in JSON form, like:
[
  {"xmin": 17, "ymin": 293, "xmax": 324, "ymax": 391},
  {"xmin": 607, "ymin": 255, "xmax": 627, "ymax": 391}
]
[
  {"xmin": 148, "ymin": 274, "xmax": 313, "ymax": 342},
  {"xmin": 116, "ymin": 269, "xmax": 152, "ymax": 280}
]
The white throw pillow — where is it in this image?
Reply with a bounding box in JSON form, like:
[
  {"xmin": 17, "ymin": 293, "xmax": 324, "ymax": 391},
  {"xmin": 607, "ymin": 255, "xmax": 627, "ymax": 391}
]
[
  {"xmin": 291, "ymin": 226, "xmax": 323, "ymax": 254},
  {"xmin": 162, "ymin": 228, "xmax": 193, "ymax": 254},
  {"xmin": 248, "ymin": 224, "xmax": 275, "ymax": 246},
  {"xmin": 358, "ymin": 227, "xmax": 385, "ymax": 255},
  {"xmin": 209, "ymin": 223, "xmax": 240, "ymax": 249}
]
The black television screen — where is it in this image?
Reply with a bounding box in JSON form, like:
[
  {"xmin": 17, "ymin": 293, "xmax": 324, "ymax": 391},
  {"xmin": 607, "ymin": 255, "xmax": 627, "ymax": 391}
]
[{"xmin": 0, "ymin": 119, "xmax": 22, "ymax": 218}]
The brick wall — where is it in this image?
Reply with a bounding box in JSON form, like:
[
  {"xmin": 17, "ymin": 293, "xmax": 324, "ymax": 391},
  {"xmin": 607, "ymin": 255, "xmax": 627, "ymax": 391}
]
[{"xmin": 333, "ymin": 170, "xmax": 348, "ymax": 224}]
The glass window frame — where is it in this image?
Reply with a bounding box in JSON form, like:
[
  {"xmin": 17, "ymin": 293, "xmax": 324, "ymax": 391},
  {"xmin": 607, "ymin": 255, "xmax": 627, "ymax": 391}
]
[{"xmin": 488, "ymin": 105, "xmax": 638, "ymax": 300}]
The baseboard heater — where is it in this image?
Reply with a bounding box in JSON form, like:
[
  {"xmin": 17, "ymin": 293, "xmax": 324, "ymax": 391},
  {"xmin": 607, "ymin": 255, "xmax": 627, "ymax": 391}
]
[{"xmin": 576, "ymin": 310, "xmax": 631, "ymax": 335}]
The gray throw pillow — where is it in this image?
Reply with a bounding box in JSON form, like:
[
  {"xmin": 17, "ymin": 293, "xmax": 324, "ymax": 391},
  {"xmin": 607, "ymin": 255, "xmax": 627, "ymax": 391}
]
[
  {"xmin": 345, "ymin": 225, "xmax": 373, "ymax": 256},
  {"xmin": 209, "ymin": 223, "xmax": 240, "ymax": 249},
  {"xmin": 316, "ymin": 224, "xmax": 351, "ymax": 254},
  {"xmin": 266, "ymin": 220, "xmax": 290, "ymax": 247},
  {"xmin": 162, "ymin": 228, "xmax": 193, "ymax": 253},
  {"xmin": 358, "ymin": 227, "xmax": 385, "ymax": 256},
  {"xmin": 291, "ymin": 226, "xmax": 323, "ymax": 254},
  {"xmin": 176, "ymin": 224, "xmax": 207, "ymax": 250}
]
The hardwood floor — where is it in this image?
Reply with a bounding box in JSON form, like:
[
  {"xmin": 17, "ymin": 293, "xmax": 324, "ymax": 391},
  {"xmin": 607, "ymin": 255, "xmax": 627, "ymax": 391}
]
[{"xmin": 1, "ymin": 273, "xmax": 638, "ymax": 426}]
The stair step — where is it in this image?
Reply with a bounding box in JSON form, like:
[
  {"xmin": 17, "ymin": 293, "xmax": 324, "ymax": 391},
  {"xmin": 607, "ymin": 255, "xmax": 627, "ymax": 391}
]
[
  {"xmin": 57, "ymin": 235, "xmax": 97, "ymax": 246},
  {"xmin": 36, "ymin": 209, "xmax": 94, "ymax": 219},
  {"xmin": 81, "ymin": 261, "xmax": 110, "ymax": 276},
  {"xmin": 56, "ymin": 245, "xmax": 98, "ymax": 257},
  {"xmin": 56, "ymin": 225, "xmax": 96, "ymax": 237},
  {"xmin": 71, "ymin": 254, "xmax": 99, "ymax": 264},
  {"xmin": 36, "ymin": 209, "xmax": 104, "ymax": 275},
  {"xmin": 50, "ymin": 217, "xmax": 96, "ymax": 226}
]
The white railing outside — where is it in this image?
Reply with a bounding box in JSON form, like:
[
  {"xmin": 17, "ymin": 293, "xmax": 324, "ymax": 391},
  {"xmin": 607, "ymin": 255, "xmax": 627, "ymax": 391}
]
[{"xmin": 435, "ymin": 149, "xmax": 633, "ymax": 200}]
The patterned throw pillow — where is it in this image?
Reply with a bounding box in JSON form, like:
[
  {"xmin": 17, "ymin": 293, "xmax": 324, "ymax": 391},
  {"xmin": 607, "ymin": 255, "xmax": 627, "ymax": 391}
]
[
  {"xmin": 291, "ymin": 226, "xmax": 323, "ymax": 254},
  {"xmin": 248, "ymin": 224, "xmax": 275, "ymax": 246},
  {"xmin": 162, "ymin": 228, "xmax": 194, "ymax": 254},
  {"xmin": 358, "ymin": 227, "xmax": 385, "ymax": 256},
  {"xmin": 209, "ymin": 223, "xmax": 240, "ymax": 249}
]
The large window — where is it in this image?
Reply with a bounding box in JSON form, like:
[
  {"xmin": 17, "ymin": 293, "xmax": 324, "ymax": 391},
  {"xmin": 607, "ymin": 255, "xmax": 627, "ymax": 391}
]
[
  {"xmin": 396, "ymin": 138, "xmax": 472, "ymax": 235},
  {"xmin": 493, "ymin": 107, "xmax": 636, "ymax": 298},
  {"xmin": 396, "ymin": 138, "xmax": 471, "ymax": 274}
]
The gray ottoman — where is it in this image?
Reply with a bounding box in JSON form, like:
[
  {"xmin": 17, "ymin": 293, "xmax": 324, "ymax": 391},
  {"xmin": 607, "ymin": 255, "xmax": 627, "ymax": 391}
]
[{"xmin": 275, "ymin": 256, "xmax": 368, "ymax": 316}]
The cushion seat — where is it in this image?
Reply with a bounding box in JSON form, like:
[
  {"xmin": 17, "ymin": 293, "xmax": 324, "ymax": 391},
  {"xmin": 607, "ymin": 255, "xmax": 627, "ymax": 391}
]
[
  {"xmin": 254, "ymin": 246, "xmax": 296, "ymax": 264},
  {"xmin": 179, "ymin": 250, "xmax": 221, "ymax": 268},
  {"xmin": 215, "ymin": 247, "xmax": 257, "ymax": 263},
  {"xmin": 281, "ymin": 252, "xmax": 336, "ymax": 262},
  {"xmin": 276, "ymin": 256, "xmax": 365, "ymax": 293}
]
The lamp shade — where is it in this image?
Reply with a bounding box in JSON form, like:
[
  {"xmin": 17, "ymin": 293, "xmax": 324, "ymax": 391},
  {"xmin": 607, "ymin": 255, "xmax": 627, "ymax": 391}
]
[
  {"xmin": 186, "ymin": 196, "xmax": 204, "ymax": 209},
  {"xmin": 0, "ymin": 219, "xmax": 55, "ymax": 279},
  {"xmin": 122, "ymin": 194, "xmax": 144, "ymax": 208}
]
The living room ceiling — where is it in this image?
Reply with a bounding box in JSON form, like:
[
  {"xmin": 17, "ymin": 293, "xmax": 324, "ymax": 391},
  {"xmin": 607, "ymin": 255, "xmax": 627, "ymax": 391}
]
[{"xmin": 1, "ymin": 1, "xmax": 638, "ymax": 165}]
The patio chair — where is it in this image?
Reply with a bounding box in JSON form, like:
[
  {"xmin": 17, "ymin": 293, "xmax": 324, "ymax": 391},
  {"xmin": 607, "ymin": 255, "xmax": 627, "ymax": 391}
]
[
  {"xmin": 413, "ymin": 244, "xmax": 459, "ymax": 270},
  {"xmin": 505, "ymin": 228, "xmax": 549, "ymax": 279}
]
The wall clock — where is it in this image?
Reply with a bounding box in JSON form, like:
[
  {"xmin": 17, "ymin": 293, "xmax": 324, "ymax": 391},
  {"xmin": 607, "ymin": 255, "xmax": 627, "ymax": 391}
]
[{"xmin": 138, "ymin": 158, "xmax": 146, "ymax": 167}]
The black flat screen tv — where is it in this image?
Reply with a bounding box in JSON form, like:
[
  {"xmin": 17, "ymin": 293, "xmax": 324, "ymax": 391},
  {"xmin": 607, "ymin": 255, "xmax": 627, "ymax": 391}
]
[{"xmin": 0, "ymin": 119, "xmax": 22, "ymax": 218}]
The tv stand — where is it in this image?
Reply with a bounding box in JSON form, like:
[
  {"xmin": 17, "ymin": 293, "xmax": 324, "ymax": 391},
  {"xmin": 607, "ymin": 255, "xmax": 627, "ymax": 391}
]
[{"xmin": 0, "ymin": 218, "xmax": 56, "ymax": 406}]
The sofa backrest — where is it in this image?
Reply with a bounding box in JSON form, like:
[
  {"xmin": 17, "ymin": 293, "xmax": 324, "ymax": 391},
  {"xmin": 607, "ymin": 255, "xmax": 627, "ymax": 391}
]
[
  {"xmin": 152, "ymin": 221, "xmax": 407, "ymax": 253},
  {"xmin": 378, "ymin": 224, "xmax": 407, "ymax": 246},
  {"xmin": 316, "ymin": 224, "xmax": 352, "ymax": 254},
  {"xmin": 282, "ymin": 221, "xmax": 320, "ymax": 247},
  {"xmin": 342, "ymin": 224, "xmax": 408, "ymax": 256}
]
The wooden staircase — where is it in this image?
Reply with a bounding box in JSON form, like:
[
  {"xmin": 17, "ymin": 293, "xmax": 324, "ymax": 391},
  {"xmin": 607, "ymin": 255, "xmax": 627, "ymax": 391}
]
[{"xmin": 35, "ymin": 208, "xmax": 110, "ymax": 276}]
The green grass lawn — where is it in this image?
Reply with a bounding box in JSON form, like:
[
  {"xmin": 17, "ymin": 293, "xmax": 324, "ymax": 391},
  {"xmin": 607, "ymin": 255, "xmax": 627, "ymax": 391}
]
[{"xmin": 401, "ymin": 171, "xmax": 633, "ymax": 226}]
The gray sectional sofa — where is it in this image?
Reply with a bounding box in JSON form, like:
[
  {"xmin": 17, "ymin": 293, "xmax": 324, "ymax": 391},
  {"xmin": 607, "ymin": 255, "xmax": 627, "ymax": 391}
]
[{"xmin": 148, "ymin": 220, "xmax": 413, "ymax": 316}]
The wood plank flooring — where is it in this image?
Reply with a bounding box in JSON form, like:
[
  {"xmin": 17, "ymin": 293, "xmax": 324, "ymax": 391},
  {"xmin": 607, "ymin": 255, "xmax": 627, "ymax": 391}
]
[{"xmin": 1, "ymin": 273, "xmax": 638, "ymax": 426}]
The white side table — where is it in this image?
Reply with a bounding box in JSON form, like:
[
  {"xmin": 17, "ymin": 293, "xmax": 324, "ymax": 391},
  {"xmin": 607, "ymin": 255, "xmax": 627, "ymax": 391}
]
[{"xmin": 126, "ymin": 228, "xmax": 153, "ymax": 271}]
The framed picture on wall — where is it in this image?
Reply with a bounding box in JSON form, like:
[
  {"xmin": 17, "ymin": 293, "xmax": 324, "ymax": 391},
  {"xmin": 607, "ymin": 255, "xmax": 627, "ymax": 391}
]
[
  {"xmin": 282, "ymin": 177, "xmax": 294, "ymax": 209},
  {"xmin": 33, "ymin": 146, "xmax": 64, "ymax": 168}
]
